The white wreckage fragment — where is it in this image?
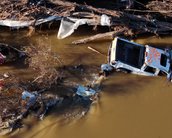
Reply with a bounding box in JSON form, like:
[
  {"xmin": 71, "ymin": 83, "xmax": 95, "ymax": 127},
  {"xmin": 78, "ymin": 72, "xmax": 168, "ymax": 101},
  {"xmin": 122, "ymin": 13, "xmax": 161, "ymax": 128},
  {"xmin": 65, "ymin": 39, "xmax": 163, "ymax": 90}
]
[
  {"xmin": 57, "ymin": 14, "xmax": 111, "ymax": 39},
  {"xmin": 100, "ymin": 14, "xmax": 111, "ymax": 26},
  {"xmin": 0, "ymin": 16, "xmax": 61, "ymax": 29}
]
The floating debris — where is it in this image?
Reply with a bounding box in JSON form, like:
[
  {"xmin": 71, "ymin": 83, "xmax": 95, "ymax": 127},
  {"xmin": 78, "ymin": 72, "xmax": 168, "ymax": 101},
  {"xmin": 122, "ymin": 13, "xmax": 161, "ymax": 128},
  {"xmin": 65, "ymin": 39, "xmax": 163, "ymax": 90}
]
[{"xmin": 0, "ymin": 43, "xmax": 26, "ymax": 64}]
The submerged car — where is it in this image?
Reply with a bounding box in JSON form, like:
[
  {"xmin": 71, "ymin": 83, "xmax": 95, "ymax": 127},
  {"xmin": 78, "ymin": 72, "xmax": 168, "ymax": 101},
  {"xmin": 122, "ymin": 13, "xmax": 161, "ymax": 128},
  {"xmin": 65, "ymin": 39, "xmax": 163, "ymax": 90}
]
[
  {"xmin": 0, "ymin": 43, "xmax": 25, "ymax": 64},
  {"xmin": 108, "ymin": 37, "xmax": 172, "ymax": 76}
]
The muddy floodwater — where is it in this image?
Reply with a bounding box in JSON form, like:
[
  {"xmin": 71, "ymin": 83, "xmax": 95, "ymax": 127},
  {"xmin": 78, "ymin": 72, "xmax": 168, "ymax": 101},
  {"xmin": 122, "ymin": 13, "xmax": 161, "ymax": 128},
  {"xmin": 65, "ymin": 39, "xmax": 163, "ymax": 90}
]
[{"xmin": 1, "ymin": 28, "xmax": 172, "ymax": 138}]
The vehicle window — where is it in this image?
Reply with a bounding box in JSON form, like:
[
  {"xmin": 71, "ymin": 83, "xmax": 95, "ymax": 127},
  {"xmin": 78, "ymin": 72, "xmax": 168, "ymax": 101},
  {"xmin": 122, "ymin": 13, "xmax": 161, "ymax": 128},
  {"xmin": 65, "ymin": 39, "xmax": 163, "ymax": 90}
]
[
  {"xmin": 160, "ymin": 54, "xmax": 167, "ymax": 67},
  {"xmin": 144, "ymin": 66, "xmax": 156, "ymax": 74}
]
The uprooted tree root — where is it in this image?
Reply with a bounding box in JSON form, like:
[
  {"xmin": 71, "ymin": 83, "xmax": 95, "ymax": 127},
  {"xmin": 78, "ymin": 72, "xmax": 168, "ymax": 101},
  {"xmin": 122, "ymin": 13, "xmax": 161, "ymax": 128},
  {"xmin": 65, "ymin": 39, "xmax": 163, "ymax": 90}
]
[{"xmin": 25, "ymin": 42, "xmax": 64, "ymax": 89}]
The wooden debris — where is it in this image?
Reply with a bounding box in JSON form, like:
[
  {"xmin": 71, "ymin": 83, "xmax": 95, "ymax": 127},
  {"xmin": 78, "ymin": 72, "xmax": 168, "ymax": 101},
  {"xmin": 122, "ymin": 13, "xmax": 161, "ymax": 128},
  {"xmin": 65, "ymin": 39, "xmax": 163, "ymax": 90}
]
[
  {"xmin": 26, "ymin": 26, "xmax": 35, "ymax": 37},
  {"xmin": 0, "ymin": 0, "xmax": 172, "ymax": 40},
  {"xmin": 72, "ymin": 27, "xmax": 133, "ymax": 44},
  {"xmin": 87, "ymin": 46, "xmax": 106, "ymax": 56},
  {"xmin": 72, "ymin": 31, "xmax": 115, "ymax": 44},
  {"xmin": 146, "ymin": 0, "xmax": 172, "ymax": 17}
]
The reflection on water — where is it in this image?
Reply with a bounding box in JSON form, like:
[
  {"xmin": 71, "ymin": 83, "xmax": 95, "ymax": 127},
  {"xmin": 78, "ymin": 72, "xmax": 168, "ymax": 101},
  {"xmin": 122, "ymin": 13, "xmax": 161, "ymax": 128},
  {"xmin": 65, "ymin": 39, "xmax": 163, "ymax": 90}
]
[{"xmin": 1, "ymin": 29, "xmax": 172, "ymax": 138}]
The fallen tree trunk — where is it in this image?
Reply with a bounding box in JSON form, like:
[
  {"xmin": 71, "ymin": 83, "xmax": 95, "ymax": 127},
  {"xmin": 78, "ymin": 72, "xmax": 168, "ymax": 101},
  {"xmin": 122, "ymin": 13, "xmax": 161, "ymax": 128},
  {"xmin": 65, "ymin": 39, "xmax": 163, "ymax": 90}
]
[
  {"xmin": 72, "ymin": 31, "xmax": 115, "ymax": 44},
  {"xmin": 72, "ymin": 27, "xmax": 132, "ymax": 44}
]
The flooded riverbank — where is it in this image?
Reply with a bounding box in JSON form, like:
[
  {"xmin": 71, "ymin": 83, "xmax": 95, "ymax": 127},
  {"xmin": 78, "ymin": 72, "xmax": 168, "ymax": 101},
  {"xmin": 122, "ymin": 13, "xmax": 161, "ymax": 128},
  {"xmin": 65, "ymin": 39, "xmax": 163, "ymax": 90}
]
[{"xmin": 0, "ymin": 28, "xmax": 172, "ymax": 138}]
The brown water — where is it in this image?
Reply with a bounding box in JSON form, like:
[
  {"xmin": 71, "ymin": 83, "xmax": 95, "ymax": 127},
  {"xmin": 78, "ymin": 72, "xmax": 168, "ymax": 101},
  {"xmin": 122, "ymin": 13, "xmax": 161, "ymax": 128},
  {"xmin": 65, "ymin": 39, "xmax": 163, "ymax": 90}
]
[{"xmin": 1, "ymin": 29, "xmax": 172, "ymax": 138}]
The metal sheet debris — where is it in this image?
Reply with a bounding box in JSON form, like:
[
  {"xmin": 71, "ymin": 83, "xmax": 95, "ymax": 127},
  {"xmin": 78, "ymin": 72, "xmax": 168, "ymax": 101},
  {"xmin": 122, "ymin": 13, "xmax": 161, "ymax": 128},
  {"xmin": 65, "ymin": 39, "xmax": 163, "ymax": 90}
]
[
  {"xmin": 76, "ymin": 85, "xmax": 96, "ymax": 97},
  {"xmin": 57, "ymin": 17, "xmax": 98, "ymax": 39},
  {"xmin": 57, "ymin": 14, "xmax": 111, "ymax": 39},
  {"xmin": 0, "ymin": 16, "xmax": 61, "ymax": 29}
]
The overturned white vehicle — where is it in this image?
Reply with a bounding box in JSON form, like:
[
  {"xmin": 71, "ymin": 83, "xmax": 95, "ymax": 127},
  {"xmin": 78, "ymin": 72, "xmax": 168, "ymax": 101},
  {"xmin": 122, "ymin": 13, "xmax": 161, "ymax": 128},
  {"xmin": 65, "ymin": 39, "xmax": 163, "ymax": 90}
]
[{"xmin": 108, "ymin": 37, "xmax": 172, "ymax": 76}]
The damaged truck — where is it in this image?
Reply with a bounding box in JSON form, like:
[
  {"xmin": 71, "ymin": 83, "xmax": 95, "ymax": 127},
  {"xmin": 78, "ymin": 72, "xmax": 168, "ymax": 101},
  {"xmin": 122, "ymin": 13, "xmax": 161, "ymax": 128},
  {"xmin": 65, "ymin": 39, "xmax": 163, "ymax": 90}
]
[{"xmin": 108, "ymin": 37, "xmax": 172, "ymax": 76}]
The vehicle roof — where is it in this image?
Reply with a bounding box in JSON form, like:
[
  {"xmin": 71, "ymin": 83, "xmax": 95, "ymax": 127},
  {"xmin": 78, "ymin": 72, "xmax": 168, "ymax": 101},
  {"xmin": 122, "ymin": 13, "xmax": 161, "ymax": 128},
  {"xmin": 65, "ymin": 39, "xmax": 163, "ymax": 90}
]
[{"xmin": 119, "ymin": 37, "xmax": 142, "ymax": 45}]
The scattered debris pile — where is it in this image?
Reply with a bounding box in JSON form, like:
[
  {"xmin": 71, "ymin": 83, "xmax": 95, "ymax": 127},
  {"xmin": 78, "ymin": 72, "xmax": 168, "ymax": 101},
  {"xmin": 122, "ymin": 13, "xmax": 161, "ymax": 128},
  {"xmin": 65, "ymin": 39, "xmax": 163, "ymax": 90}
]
[
  {"xmin": 0, "ymin": 86, "xmax": 63, "ymax": 135},
  {"xmin": 146, "ymin": 0, "xmax": 172, "ymax": 17},
  {"xmin": 0, "ymin": 0, "xmax": 62, "ymax": 28},
  {"xmin": 0, "ymin": 0, "xmax": 66, "ymax": 20},
  {"xmin": 0, "ymin": 41, "xmax": 101, "ymax": 135},
  {"xmin": 0, "ymin": 0, "xmax": 172, "ymax": 41},
  {"xmin": 0, "ymin": 75, "xmax": 25, "ymax": 135},
  {"xmin": 50, "ymin": 0, "xmax": 172, "ymax": 43},
  {"xmin": 0, "ymin": 76, "xmax": 22, "ymax": 116},
  {"xmin": 0, "ymin": 42, "xmax": 65, "ymax": 135}
]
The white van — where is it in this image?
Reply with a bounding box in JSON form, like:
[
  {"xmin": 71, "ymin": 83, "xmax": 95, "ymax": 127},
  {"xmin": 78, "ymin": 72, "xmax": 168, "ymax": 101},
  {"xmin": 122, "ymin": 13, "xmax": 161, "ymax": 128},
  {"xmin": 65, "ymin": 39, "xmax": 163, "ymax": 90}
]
[{"xmin": 109, "ymin": 37, "xmax": 171, "ymax": 76}]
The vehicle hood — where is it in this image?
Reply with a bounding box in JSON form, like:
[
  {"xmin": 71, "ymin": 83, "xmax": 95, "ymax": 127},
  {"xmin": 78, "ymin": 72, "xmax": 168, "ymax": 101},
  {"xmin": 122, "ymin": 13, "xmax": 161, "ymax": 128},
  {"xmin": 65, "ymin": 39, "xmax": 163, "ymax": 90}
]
[{"xmin": 145, "ymin": 45, "xmax": 170, "ymax": 73}]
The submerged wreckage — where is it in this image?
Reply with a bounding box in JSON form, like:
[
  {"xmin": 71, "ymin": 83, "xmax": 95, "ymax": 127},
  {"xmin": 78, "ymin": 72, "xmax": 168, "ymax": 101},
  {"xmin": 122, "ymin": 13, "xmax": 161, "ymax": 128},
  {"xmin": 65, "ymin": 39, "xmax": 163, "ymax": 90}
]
[
  {"xmin": 0, "ymin": 89, "xmax": 63, "ymax": 135},
  {"xmin": 0, "ymin": 43, "xmax": 25, "ymax": 64},
  {"xmin": 108, "ymin": 37, "xmax": 172, "ymax": 77},
  {"xmin": 0, "ymin": 82, "xmax": 100, "ymax": 135}
]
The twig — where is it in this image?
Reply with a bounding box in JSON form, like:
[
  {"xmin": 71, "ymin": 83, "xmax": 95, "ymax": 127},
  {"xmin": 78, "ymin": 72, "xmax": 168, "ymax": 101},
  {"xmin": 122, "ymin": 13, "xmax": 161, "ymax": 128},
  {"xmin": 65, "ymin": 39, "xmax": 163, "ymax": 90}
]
[
  {"xmin": 87, "ymin": 46, "xmax": 106, "ymax": 56},
  {"xmin": 125, "ymin": 9, "xmax": 172, "ymax": 13}
]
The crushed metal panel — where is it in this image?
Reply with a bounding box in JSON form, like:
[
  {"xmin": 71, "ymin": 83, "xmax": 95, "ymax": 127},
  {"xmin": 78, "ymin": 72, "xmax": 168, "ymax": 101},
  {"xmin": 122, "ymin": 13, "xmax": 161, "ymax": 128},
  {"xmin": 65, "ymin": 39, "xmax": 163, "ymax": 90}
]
[
  {"xmin": 0, "ymin": 16, "xmax": 61, "ymax": 28},
  {"xmin": 35, "ymin": 16, "xmax": 61, "ymax": 26},
  {"xmin": 57, "ymin": 14, "xmax": 111, "ymax": 39},
  {"xmin": 0, "ymin": 20, "xmax": 34, "ymax": 28},
  {"xmin": 57, "ymin": 17, "xmax": 97, "ymax": 39},
  {"xmin": 76, "ymin": 85, "xmax": 96, "ymax": 97},
  {"xmin": 145, "ymin": 45, "xmax": 170, "ymax": 73}
]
